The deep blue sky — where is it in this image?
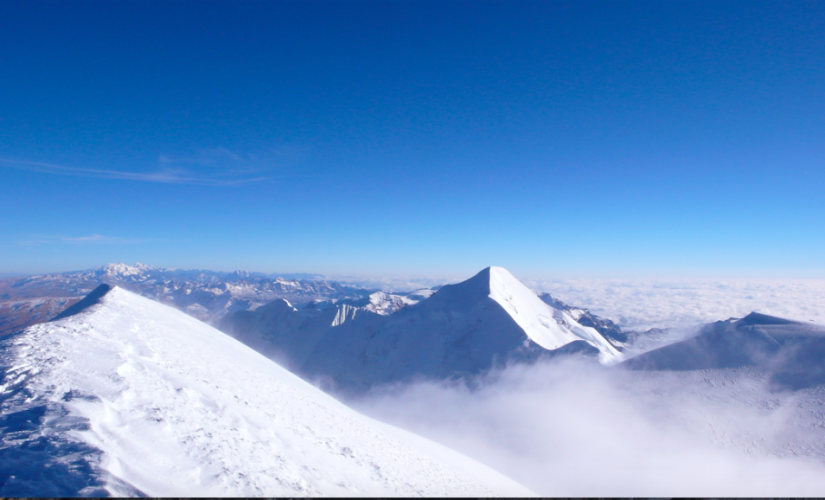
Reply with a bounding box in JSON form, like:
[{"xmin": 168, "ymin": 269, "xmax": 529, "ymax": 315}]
[{"xmin": 1, "ymin": 0, "xmax": 823, "ymax": 279}]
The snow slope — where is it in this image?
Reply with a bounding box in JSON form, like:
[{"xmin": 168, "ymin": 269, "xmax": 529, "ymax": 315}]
[
  {"xmin": 0, "ymin": 287, "xmax": 532, "ymax": 497},
  {"xmin": 487, "ymin": 267, "xmax": 621, "ymax": 362}
]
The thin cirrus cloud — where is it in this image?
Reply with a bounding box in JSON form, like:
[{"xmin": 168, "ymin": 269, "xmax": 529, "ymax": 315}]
[
  {"xmin": 158, "ymin": 147, "xmax": 246, "ymax": 166},
  {"xmin": 63, "ymin": 234, "xmax": 148, "ymax": 245},
  {"xmin": 0, "ymin": 156, "xmax": 267, "ymax": 186},
  {"xmin": 15, "ymin": 234, "xmax": 149, "ymax": 246}
]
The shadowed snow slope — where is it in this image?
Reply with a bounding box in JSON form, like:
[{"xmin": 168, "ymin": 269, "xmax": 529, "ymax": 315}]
[
  {"xmin": 622, "ymin": 312, "xmax": 825, "ymax": 390},
  {"xmin": 0, "ymin": 287, "xmax": 531, "ymax": 497},
  {"xmin": 296, "ymin": 267, "xmax": 621, "ymax": 392}
]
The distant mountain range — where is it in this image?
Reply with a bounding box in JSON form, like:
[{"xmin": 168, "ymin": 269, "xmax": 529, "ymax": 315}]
[
  {"xmin": 0, "ymin": 263, "xmax": 625, "ymax": 346},
  {"xmin": 0, "ymin": 263, "xmax": 375, "ymax": 336}
]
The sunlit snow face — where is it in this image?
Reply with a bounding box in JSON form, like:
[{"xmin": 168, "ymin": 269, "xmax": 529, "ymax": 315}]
[{"xmin": 349, "ymin": 357, "xmax": 825, "ymax": 497}]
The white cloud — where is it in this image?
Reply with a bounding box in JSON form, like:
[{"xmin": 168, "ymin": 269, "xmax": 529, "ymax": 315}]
[
  {"xmin": 328, "ymin": 274, "xmax": 461, "ymax": 292},
  {"xmin": 0, "ymin": 157, "xmax": 266, "ymax": 186},
  {"xmin": 158, "ymin": 147, "xmax": 245, "ymax": 165},
  {"xmin": 63, "ymin": 234, "xmax": 147, "ymax": 245},
  {"xmin": 350, "ymin": 358, "xmax": 825, "ymax": 496},
  {"xmin": 524, "ymin": 278, "xmax": 825, "ymax": 330},
  {"xmin": 14, "ymin": 234, "xmax": 149, "ymax": 246}
]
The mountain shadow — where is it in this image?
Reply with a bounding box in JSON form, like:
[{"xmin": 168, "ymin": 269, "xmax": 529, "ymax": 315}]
[{"xmin": 622, "ymin": 312, "xmax": 825, "ymax": 390}]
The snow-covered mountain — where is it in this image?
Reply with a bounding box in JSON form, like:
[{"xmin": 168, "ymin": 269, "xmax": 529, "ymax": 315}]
[
  {"xmin": 0, "ymin": 263, "xmax": 375, "ymax": 335},
  {"xmin": 220, "ymin": 266, "xmax": 623, "ymax": 392},
  {"xmin": 622, "ymin": 312, "xmax": 825, "ymax": 390},
  {"xmin": 0, "ymin": 285, "xmax": 532, "ymax": 497},
  {"xmin": 536, "ymin": 292, "xmax": 628, "ymax": 348}
]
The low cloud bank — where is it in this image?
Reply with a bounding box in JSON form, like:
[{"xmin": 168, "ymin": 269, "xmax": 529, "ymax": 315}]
[
  {"xmin": 348, "ymin": 358, "xmax": 825, "ymax": 496},
  {"xmin": 526, "ymin": 278, "xmax": 825, "ymax": 330}
]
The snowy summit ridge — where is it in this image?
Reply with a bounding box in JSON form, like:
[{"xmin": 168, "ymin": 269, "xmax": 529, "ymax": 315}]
[{"xmin": 0, "ymin": 286, "xmax": 531, "ymax": 497}]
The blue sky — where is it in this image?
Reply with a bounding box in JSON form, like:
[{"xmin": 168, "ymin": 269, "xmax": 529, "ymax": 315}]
[{"xmin": 1, "ymin": 0, "xmax": 823, "ymax": 279}]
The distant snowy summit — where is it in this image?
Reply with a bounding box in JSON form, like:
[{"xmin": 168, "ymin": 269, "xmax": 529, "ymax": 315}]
[
  {"xmin": 0, "ymin": 286, "xmax": 532, "ymax": 497},
  {"xmin": 220, "ymin": 266, "xmax": 626, "ymax": 392}
]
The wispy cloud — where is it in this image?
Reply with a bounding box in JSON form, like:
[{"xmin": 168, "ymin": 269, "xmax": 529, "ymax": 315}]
[
  {"xmin": 0, "ymin": 156, "xmax": 266, "ymax": 186},
  {"xmin": 63, "ymin": 234, "xmax": 148, "ymax": 245},
  {"xmin": 15, "ymin": 234, "xmax": 150, "ymax": 246},
  {"xmin": 158, "ymin": 147, "xmax": 246, "ymax": 166}
]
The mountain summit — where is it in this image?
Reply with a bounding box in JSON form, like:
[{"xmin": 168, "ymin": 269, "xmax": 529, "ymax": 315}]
[
  {"xmin": 471, "ymin": 266, "xmax": 620, "ymax": 357},
  {"xmin": 222, "ymin": 266, "xmax": 623, "ymax": 392}
]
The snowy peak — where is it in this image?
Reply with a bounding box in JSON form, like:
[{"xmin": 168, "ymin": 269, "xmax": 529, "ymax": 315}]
[
  {"xmin": 739, "ymin": 311, "xmax": 797, "ymax": 326},
  {"xmin": 433, "ymin": 266, "xmax": 497, "ymax": 301},
  {"xmin": 433, "ymin": 266, "xmax": 622, "ymax": 364},
  {"xmin": 96, "ymin": 262, "xmax": 153, "ymax": 277},
  {"xmin": 257, "ymin": 298, "xmax": 297, "ymax": 314},
  {"xmin": 51, "ymin": 284, "xmax": 112, "ymax": 321},
  {"xmin": 225, "ymin": 270, "xmax": 254, "ymax": 282},
  {"xmin": 488, "ymin": 266, "xmax": 621, "ymax": 362},
  {"xmin": 487, "ymin": 266, "xmax": 573, "ymax": 349}
]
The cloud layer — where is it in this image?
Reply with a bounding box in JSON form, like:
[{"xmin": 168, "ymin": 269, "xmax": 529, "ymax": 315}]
[
  {"xmin": 351, "ymin": 358, "xmax": 825, "ymax": 496},
  {"xmin": 526, "ymin": 278, "xmax": 825, "ymax": 330}
]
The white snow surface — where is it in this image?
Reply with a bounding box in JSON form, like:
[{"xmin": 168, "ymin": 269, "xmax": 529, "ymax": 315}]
[
  {"xmin": 4, "ymin": 287, "xmax": 531, "ymax": 497},
  {"xmin": 362, "ymin": 292, "xmax": 418, "ymax": 316},
  {"xmin": 488, "ymin": 267, "xmax": 621, "ymax": 364}
]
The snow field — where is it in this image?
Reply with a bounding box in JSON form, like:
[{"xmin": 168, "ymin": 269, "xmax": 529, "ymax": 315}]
[{"xmin": 7, "ymin": 287, "xmax": 532, "ymax": 497}]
